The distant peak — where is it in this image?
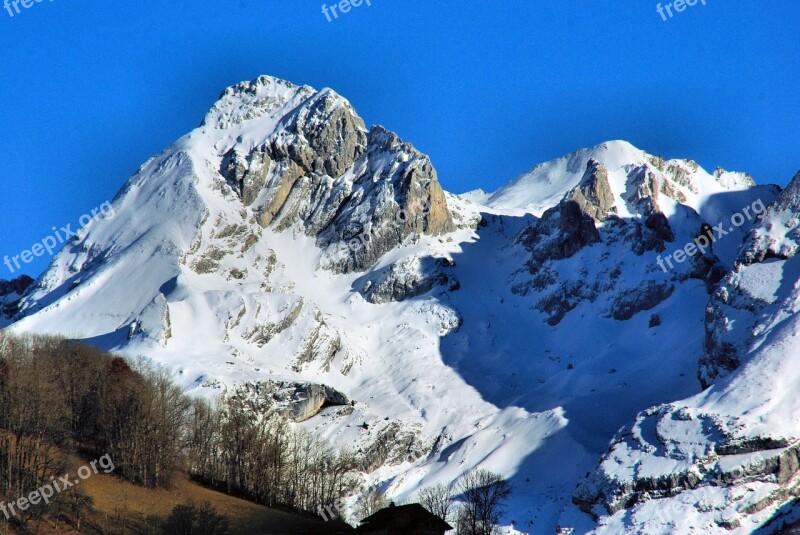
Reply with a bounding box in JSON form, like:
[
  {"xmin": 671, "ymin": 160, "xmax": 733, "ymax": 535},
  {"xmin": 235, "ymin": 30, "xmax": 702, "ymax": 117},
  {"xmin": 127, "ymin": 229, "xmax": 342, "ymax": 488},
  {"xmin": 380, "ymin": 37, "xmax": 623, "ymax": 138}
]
[{"xmin": 598, "ymin": 139, "xmax": 638, "ymax": 151}]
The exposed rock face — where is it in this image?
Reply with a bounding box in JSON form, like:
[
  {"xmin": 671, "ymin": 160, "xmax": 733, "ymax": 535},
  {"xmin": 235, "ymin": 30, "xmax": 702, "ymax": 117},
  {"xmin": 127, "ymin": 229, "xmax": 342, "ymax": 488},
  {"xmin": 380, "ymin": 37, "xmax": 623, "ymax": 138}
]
[
  {"xmin": 622, "ymin": 216, "xmax": 673, "ymax": 256},
  {"xmin": 644, "ymin": 212, "xmax": 674, "ymax": 243},
  {"xmin": 521, "ymin": 200, "xmax": 601, "ymax": 264},
  {"xmin": 700, "ymin": 299, "xmax": 742, "ymax": 389},
  {"xmin": 536, "ymin": 281, "xmax": 598, "ymax": 326},
  {"xmin": 517, "ymin": 194, "xmax": 678, "ymax": 325},
  {"xmin": 293, "ymin": 310, "xmax": 342, "ymax": 372},
  {"xmin": 647, "ymin": 156, "xmax": 700, "ymax": 197},
  {"xmin": 318, "ymin": 126, "xmax": 455, "ymax": 274},
  {"xmin": 270, "ymin": 381, "xmax": 350, "ymax": 422},
  {"xmin": 626, "ymin": 165, "xmax": 662, "ymax": 214},
  {"xmin": 738, "ymin": 171, "xmax": 800, "ymax": 266},
  {"xmin": 610, "ymin": 281, "xmax": 674, "ymax": 321},
  {"xmin": 358, "ymin": 421, "xmax": 430, "ymax": 471},
  {"xmin": 665, "ymin": 159, "xmax": 701, "ymax": 194},
  {"xmin": 357, "ymin": 256, "xmax": 451, "ymax": 304},
  {"xmin": 0, "ymin": 275, "xmax": 34, "ymax": 319},
  {"xmin": 689, "ymin": 252, "xmax": 727, "ymax": 290},
  {"xmin": 567, "ymin": 159, "xmax": 617, "ymax": 221},
  {"xmin": 222, "ymin": 144, "xmax": 274, "ymax": 206},
  {"xmin": 0, "ymin": 275, "xmax": 34, "ymax": 298},
  {"xmin": 281, "ymin": 88, "xmax": 368, "ymax": 178},
  {"xmin": 573, "ymin": 405, "xmax": 800, "ymax": 520},
  {"xmin": 9, "ymin": 72, "xmax": 794, "ymax": 534},
  {"xmin": 244, "ymin": 297, "xmax": 304, "ymax": 348},
  {"xmin": 216, "ymin": 79, "xmax": 455, "ymax": 275},
  {"xmin": 219, "ymin": 88, "xmax": 368, "ymax": 228}
]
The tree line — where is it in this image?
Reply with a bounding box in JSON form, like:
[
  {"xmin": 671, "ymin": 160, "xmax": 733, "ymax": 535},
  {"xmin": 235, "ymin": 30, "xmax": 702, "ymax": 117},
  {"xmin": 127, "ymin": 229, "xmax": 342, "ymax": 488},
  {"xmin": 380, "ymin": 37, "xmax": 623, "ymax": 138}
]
[
  {"xmin": 0, "ymin": 333, "xmax": 358, "ymax": 526},
  {"xmin": 185, "ymin": 384, "xmax": 358, "ymax": 512}
]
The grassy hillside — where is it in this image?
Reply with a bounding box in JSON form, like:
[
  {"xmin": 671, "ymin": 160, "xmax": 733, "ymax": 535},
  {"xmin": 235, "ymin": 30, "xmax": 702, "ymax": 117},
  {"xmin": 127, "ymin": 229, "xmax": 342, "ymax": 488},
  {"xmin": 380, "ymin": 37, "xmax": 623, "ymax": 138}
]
[{"xmin": 1, "ymin": 457, "xmax": 354, "ymax": 535}]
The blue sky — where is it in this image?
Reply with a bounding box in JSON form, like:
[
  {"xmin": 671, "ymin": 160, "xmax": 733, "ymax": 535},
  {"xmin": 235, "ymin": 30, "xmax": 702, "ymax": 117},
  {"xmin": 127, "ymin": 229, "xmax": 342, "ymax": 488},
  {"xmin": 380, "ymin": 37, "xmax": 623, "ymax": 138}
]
[{"xmin": 1, "ymin": 0, "xmax": 798, "ymax": 277}]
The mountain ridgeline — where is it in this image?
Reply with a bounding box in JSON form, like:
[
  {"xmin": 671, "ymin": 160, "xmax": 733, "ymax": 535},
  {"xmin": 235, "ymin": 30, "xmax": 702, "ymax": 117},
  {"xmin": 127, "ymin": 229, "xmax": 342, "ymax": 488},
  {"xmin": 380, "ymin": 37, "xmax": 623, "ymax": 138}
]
[{"xmin": 4, "ymin": 75, "xmax": 800, "ymax": 534}]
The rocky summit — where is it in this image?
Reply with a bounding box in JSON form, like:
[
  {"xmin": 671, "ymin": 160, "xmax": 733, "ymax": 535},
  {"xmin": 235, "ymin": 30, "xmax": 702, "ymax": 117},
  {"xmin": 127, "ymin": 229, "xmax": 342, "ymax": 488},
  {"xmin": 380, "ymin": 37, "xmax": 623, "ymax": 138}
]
[{"xmin": 5, "ymin": 75, "xmax": 800, "ymax": 534}]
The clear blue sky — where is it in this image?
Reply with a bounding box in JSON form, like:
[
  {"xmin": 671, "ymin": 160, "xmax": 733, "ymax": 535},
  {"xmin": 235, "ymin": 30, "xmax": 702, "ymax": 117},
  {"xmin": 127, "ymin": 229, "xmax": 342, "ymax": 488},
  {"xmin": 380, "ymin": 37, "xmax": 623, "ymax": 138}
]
[{"xmin": 1, "ymin": 0, "xmax": 798, "ymax": 278}]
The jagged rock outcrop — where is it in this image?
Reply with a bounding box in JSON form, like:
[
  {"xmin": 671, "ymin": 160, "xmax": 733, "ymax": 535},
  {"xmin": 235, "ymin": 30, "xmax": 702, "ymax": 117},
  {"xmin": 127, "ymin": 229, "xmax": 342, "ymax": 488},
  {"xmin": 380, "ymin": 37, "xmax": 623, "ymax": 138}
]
[
  {"xmin": 357, "ymin": 256, "xmax": 452, "ymax": 304},
  {"xmin": 573, "ymin": 404, "xmax": 800, "ymax": 520},
  {"xmin": 621, "ymin": 215, "xmax": 674, "ymax": 256},
  {"xmin": 521, "ymin": 200, "xmax": 601, "ymax": 265},
  {"xmin": 610, "ymin": 281, "xmax": 674, "ymax": 320},
  {"xmin": 738, "ymin": 171, "xmax": 800, "ymax": 265},
  {"xmin": 0, "ymin": 275, "xmax": 34, "ymax": 319},
  {"xmin": 317, "ymin": 126, "xmax": 456, "ymax": 273},
  {"xmin": 214, "ymin": 77, "xmax": 455, "ymax": 275},
  {"xmin": 8, "ymin": 73, "xmax": 795, "ymax": 534},
  {"xmin": 293, "ymin": 310, "xmax": 342, "ymax": 372},
  {"xmin": 220, "ymin": 88, "xmax": 368, "ymax": 221},
  {"xmin": 357, "ymin": 421, "xmax": 430, "ymax": 471},
  {"xmin": 626, "ymin": 165, "xmax": 663, "ymax": 214},
  {"xmin": 0, "ymin": 275, "xmax": 34, "ymax": 298},
  {"xmin": 270, "ymin": 381, "xmax": 350, "ymax": 422},
  {"xmin": 644, "ymin": 211, "xmax": 674, "ymax": 244},
  {"xmin": 567, "ymin": 159, "xmax": 617, "ymax": 221},
  {"xmin": 244, "ymin": 297, "xmax": 304, "ymax": 348}
]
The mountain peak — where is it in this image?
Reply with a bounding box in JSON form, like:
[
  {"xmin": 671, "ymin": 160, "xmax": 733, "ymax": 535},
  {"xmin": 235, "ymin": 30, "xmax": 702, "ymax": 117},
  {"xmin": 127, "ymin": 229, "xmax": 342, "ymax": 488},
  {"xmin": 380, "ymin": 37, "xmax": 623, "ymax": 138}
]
[
  {"xmin": 475, "ymin": 140, "xmax": 649, "ymax": 217},
  {"xmin": 594, "ymin": 139, "xmax": 642, "ymax": 153},
  {"xmin": 474, "ymin": 140, "xmax": 760, "ymax": 220},
  {"xmin": 201, "ymin": 75, "xmax": 317, "ymax": 130}
]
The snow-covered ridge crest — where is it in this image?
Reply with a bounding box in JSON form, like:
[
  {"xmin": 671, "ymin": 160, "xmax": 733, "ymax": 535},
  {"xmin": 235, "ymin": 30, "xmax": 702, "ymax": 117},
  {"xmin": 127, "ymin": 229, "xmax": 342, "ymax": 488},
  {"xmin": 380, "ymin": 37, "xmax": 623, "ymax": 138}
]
[{"xmin": 476, "ymin": 140, "xmax": 758, "ymax": 224}]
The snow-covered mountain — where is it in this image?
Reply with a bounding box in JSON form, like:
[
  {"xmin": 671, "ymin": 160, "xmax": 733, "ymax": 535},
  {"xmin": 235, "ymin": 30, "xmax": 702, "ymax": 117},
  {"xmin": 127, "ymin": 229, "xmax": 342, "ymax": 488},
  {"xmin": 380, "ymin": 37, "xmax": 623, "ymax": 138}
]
[
  {"xmin": 575, "ymin": 171, "xmax": 800, "ymax": 534},
  {"xmin": 4, "ymin": 74, "xmax": 798, "ymax": 533}
]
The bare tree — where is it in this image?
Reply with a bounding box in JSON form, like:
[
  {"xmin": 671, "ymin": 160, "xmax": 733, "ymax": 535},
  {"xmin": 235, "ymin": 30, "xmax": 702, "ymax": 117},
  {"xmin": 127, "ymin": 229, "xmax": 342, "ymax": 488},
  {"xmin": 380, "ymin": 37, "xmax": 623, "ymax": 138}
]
[
  {"xmin": 418, "ymin": 483, "xmax": 455, "ymax": 523},
  {"xmin": 354, "ymin": 487, "xmax": 388, "ymax": 521},
  {"xmin": 456, "ymin": 470, "xmax": 511, "ymax": 535}
]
